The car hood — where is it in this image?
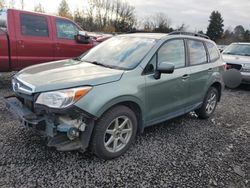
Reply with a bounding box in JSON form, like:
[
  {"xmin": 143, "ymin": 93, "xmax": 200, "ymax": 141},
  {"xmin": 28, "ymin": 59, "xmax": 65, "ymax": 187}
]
[
  {"xmin": 222, "ymin": 54, "xmax": 250, "ymax": 65},
  {"xmin": 16, "ymin": 59, "xmax": 124, "ymax": 93}
]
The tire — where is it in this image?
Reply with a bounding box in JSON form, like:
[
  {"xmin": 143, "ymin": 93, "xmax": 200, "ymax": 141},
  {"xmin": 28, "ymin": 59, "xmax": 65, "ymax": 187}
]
[
  {"xmin": 195, "ymin": 87, "xmax": 219, "ymax": 119},
  {"xmin": 91, "ymin": 105, "xmax": 138, "ymax": 160}
]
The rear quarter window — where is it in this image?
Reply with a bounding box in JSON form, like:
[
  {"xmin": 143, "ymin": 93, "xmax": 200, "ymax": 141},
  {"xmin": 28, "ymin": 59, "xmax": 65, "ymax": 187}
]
[
  {"xmin": 206, "ymin": 42, "xmax": 220, "ymax": 62},
  {"xmin": 20, "ymin": 13, "xmax": 49, "ymax": 37}
]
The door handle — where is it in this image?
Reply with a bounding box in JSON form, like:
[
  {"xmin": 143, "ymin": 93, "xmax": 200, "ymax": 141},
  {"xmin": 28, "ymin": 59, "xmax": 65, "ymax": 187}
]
[
  {"xmin": 182, "ymin": 74, "xmax": 190, "ymax": 80},
  {"xmin": 208, "ymin": 68, "xmax": 213, "ymax": 72}
]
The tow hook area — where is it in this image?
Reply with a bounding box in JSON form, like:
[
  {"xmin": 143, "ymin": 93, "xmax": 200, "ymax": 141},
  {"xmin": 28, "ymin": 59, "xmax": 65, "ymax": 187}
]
[
  {"xmin": 4, "ymin": 96, "xmax": 95, "ymax": 152},
  {"xmin": 47, "ymin": 115, "xmax": 95, "ymax": 152},
  {"xmin": 57, "ymin": 116, "xmax": 87, "ymax": 141}
]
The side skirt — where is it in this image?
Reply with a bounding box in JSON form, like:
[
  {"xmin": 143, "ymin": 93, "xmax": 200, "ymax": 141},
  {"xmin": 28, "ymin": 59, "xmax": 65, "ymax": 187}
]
[{"xmin": 143, "ymin": 102, "xmax": 202, "ymax": 129}]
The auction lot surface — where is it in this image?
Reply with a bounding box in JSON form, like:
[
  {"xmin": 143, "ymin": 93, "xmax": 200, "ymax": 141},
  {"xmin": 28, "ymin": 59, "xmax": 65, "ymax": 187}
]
[{"xmin": 0, "ymin": 82, "xmax": 249, "ymax": 188}]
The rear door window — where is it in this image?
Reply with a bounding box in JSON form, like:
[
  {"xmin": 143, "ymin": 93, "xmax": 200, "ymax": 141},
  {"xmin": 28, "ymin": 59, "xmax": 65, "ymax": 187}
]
[
  {"xmin": 206, "ymin": 42, "xmax": 220, "ymax": 62},
  {"xmin": 55, "ymin": 19, "xmax": 79, "ymax": 40},
  {"xmin": 20, "ymin": 13, "xmax": 49, "ymax": 37},
  {"xmin": 187, "ymin": 40, "xmax": 207, "ymax": 65}
]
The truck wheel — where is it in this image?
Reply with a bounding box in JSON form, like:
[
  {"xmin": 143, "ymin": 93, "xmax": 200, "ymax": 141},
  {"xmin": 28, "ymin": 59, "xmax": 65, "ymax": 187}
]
[
  {"xmin": 195, "ymin": 87, "xmax": 219, "ymax": 119},
  {"xmin": 91, "ymin": 105, "xmax": 137, "ymax": 160}
]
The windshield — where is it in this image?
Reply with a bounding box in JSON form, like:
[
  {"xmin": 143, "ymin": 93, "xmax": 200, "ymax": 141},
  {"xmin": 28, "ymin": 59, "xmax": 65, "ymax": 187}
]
[
  {"xmin": 0, "ymin": 10, "xmax": 7, "ymax": 31},
  {"xmin": 81, "ymin": 36, "xmax": 157, "ymax": 70},
  {"xmin": 223, "ymin": 44, "xmax": 250, "ymax": 56}
]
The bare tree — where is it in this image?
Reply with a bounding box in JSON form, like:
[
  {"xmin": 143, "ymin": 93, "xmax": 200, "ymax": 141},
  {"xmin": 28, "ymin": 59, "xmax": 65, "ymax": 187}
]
[
  {"xmin": 73, "ymin": 8, "xmax": 85, "ymax": 27},
  {"xmin": 86, "ymin": 0, "xmax": 136, "ymax": 32},
  {"xmin": 0, "ymin": 0, "xmax": 5, "ymax": 8},
  {"xmin": 143, "ymin": 12, "xmax": 173, "ymax": 33},
  {"xmin": 176, "ymin": 23, "xmax": 189, "ymax": 32},
  {"xmin": 8, "ymin": 0, "xmax": 15, "ymax": 8},
  {"xmin": 34, "ymin": 3, "xmax": 45, "ymax": 13},
  {"xmin": 58, "ymin": 0, "xmax": 73, "ymax": 19}
]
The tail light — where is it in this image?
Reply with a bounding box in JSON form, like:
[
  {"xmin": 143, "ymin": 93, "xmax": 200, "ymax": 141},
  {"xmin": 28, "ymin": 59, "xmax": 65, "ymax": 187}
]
[{"xmin": 223, "ymin": 63, "xmax": 228, "ymax": 71}]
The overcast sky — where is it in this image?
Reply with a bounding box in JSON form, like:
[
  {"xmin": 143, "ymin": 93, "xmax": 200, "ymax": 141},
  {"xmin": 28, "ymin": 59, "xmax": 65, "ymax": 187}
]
[{"xmin": 6, "ymin": 0, "xmax": 250, "ymax": 32}]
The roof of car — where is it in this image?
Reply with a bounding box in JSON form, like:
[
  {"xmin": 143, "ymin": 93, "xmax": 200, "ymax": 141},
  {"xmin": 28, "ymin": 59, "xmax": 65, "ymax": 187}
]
[
  {"xmin": 120, "ymin": 33, "xmax": 168, "ymax": 39},
  {"xmin": 119, "ymin": 32, "xmax": 213, "ymax": 42},
  {"xmin": 231, "ymin": 42, "xmax": 250, "ymax": 45}
]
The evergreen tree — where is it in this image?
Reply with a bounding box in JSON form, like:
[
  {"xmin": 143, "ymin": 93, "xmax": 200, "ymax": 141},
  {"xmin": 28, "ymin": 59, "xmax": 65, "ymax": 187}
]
[
  {"xmin": 234, "ymin": 25, "xmax": 245, "ymax": 41},
  {"xmin": 34, "ymin": 3, "xmax": 45, "ymax": 13},
  {"xmin": 244, "ymin": 30, "xmax": 250, "ymax": 42},
  {"xmin": 58, "ymin": 0, "xmax": 73, "ymax": 19},
  {"xmin": 206, "ymin": 11, "xmax": 224, "ymax": 42}
]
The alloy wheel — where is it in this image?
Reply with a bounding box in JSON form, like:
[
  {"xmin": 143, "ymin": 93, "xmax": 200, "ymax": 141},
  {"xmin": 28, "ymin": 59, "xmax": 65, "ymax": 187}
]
[
  {"xmin": 205, "ymin": 91, "xmax": 217, "ymax": 114},
  {"xmin": 104, "ymin": 116, "xmax": 133, "ymax": 153}
]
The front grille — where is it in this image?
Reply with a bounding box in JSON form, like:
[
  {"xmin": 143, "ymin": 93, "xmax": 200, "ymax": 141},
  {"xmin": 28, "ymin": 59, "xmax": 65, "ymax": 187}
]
[
  {"xmin": 12, "ymin": 78, "xmax": 34, "ymax": 95},
  {"xmin": 226, "ymin": 63, "xmax": 242, "ymax": 71},
  {"xmin": 16, "ymin": 92, "xmax": 35, "ymax": 112},
  {"xmin": 241, "ymin": 68, "xmax": 250, "ymax": 73}
]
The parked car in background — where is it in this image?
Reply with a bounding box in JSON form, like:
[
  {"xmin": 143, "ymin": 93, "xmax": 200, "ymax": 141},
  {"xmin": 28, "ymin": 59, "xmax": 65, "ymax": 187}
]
[
  {"xmin": 222, "ymin": 43, "xmax": 250, "ymax": 84},
  {"xmin": 217, "ymin": 45, "xmax": 227, "ymax": 53},
  {"xmin": 0, "ymin": 9, "xmax": 111, "ymax": 72},
  {"xmin": 5, "ymin": 32, "xmax": 224, "ymax": 159}
]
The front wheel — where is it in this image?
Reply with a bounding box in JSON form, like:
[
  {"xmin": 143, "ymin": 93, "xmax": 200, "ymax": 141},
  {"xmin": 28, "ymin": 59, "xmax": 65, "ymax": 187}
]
[
  {"xmin": 195, "ymin": 87, "xmax": 219, "ymax": 119},
  {"xmin": 91, "ymin": 105, "xmax": 137, "ymax": 160}
]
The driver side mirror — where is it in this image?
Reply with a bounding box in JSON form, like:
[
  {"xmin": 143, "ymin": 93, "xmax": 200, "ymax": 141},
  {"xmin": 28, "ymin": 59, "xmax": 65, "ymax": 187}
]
[
  {"xmin": 75, "ymin": 31, "xmax": 90, "ymax": 44},
  {"xmin": 154, "ymin": 62, "xmax": 175, "ymax": 79}
]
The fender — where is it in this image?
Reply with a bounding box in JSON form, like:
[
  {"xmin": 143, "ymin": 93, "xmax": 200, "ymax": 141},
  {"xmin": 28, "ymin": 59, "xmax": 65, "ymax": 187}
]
[{"xmin": 96, "ymin": 95, "xmax": 145, "ymax": 119}]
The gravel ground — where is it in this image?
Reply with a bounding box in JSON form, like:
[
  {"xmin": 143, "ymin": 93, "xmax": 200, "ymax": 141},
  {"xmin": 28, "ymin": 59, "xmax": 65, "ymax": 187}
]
[{"xmin": 0, "ymin": 80, "xmax": 249, "ymax": 188}]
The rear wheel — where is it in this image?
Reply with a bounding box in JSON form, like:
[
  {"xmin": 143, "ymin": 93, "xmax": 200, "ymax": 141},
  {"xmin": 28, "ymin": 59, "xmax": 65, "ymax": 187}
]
[
  {"xmin": 195, "ymin": 87, "xmax": 219, "ymax": 119},
  {"xmin": 91, "ymin": 105, "xmax": 137, "ymax": 160}
]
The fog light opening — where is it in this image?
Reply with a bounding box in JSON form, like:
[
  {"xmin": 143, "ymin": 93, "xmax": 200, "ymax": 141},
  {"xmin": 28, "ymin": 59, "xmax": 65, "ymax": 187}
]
[{"xmin": 67, "ymin": 127, "xmax": 80, "ymax": 140}]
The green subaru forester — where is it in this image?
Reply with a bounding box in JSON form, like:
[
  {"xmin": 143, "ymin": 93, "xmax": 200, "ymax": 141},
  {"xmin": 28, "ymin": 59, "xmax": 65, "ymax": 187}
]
[{"xmin": 5, "ymin": 32, "xmax": 224, "ymax": 159}]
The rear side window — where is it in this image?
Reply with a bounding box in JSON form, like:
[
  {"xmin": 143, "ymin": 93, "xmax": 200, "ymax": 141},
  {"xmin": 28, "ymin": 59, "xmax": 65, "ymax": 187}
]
[
  {"xmin": 56, "ymin": 19, "xmax": 79, "ymax": 40},
  {"xmin": 188, "ymin": 40, "xmax": 207, "ymax": 65},
  {"xmin": 158, "ymin": 39, "xmax": 185, "ymax": 68},
  {"xmin": 206, "ymin": 42, "xmax": 220, "ymax": 62},
  {"xmin": 20, "ymin": 14, "xmax": 49, "ymax": 37}
]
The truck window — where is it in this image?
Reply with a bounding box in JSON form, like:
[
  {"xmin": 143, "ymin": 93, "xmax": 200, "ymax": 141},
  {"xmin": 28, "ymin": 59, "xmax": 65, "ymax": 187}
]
[
  {"xmin": 20, "ymin": 13, "xmax": 49, "ymax": 37},
  {"xmin": 56, "ymin": 19, "xmax": 79, "ymax": 40},
  {"xmin": 0, "ymin": 10, "xmax": 7, "ymax": 31}
]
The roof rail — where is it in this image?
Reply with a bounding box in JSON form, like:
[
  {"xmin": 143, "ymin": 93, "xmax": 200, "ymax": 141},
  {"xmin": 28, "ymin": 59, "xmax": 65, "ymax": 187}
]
[{"xmin": 169, "ymin": 31, "xmax": 210, "ymax": 39}]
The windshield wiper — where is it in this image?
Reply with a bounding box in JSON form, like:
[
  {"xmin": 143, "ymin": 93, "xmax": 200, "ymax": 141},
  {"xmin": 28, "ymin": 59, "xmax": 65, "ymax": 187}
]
[
  {"xmin": 82, "ymin": 60, "xmax": 125, "ymax": 70},
  {"xmin": 239, "ymin": 53, "xmax": 250, "ymax": 56},
  {"xmin": 223, "ymin": 52, "xmax": 237, "ymax": 55},
  {"xmin": 72, "ymin": 56, "xmax": 82, "ymax": 61}
]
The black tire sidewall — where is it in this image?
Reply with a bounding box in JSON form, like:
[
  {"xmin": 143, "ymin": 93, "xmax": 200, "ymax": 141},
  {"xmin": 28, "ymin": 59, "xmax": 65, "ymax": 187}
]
[
  {"xmin": 196, "ymin": 87, "xmax": 219, "ymax": 119},
  {"xmin": 92, "ymin": 105, "xmax": 138, "ymax": 159}
]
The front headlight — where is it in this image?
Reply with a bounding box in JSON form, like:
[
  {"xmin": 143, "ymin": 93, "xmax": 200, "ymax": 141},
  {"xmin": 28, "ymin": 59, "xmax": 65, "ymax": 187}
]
[{"xmin": 36, "ymin": 87, "xmax": 92, "ymax": 109}]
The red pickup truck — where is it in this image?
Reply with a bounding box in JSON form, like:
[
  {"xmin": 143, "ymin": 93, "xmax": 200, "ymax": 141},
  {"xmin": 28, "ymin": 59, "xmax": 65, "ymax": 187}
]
[{"xmin": 0, "ymin": 9, "xmax": 98, "ymax": 72}]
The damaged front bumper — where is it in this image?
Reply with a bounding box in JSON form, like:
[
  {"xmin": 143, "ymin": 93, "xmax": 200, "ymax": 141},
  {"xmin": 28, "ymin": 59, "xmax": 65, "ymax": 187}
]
[{"xmin": 4, "ymin": 96, "xmax": 95, "ymax": 152}]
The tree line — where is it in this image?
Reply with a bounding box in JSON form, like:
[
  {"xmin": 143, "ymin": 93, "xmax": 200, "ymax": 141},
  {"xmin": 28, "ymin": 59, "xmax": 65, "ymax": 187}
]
[
  {"xmin": 0, "ymin": 0, "xmax": 249, "ymax": 44},
  {"xmin": 205, "ymin": 11, "xmax": 250, "ymax": 44}
]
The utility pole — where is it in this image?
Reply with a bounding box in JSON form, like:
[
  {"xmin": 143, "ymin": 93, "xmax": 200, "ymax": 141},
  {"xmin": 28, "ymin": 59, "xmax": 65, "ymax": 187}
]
[{"xmin": 21, "ymin": 0, "xmax": 24, "ymax": 9}]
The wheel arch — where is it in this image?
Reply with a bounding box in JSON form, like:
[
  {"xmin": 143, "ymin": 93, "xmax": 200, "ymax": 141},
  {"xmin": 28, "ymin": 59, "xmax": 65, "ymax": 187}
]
[
  {"xmin": 96, "ymin": 96, "xmax": 144, "ymax": 133},
  {"xmin": 210, "ymin": 81, "xmax": 222, "ymax": 101}
]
